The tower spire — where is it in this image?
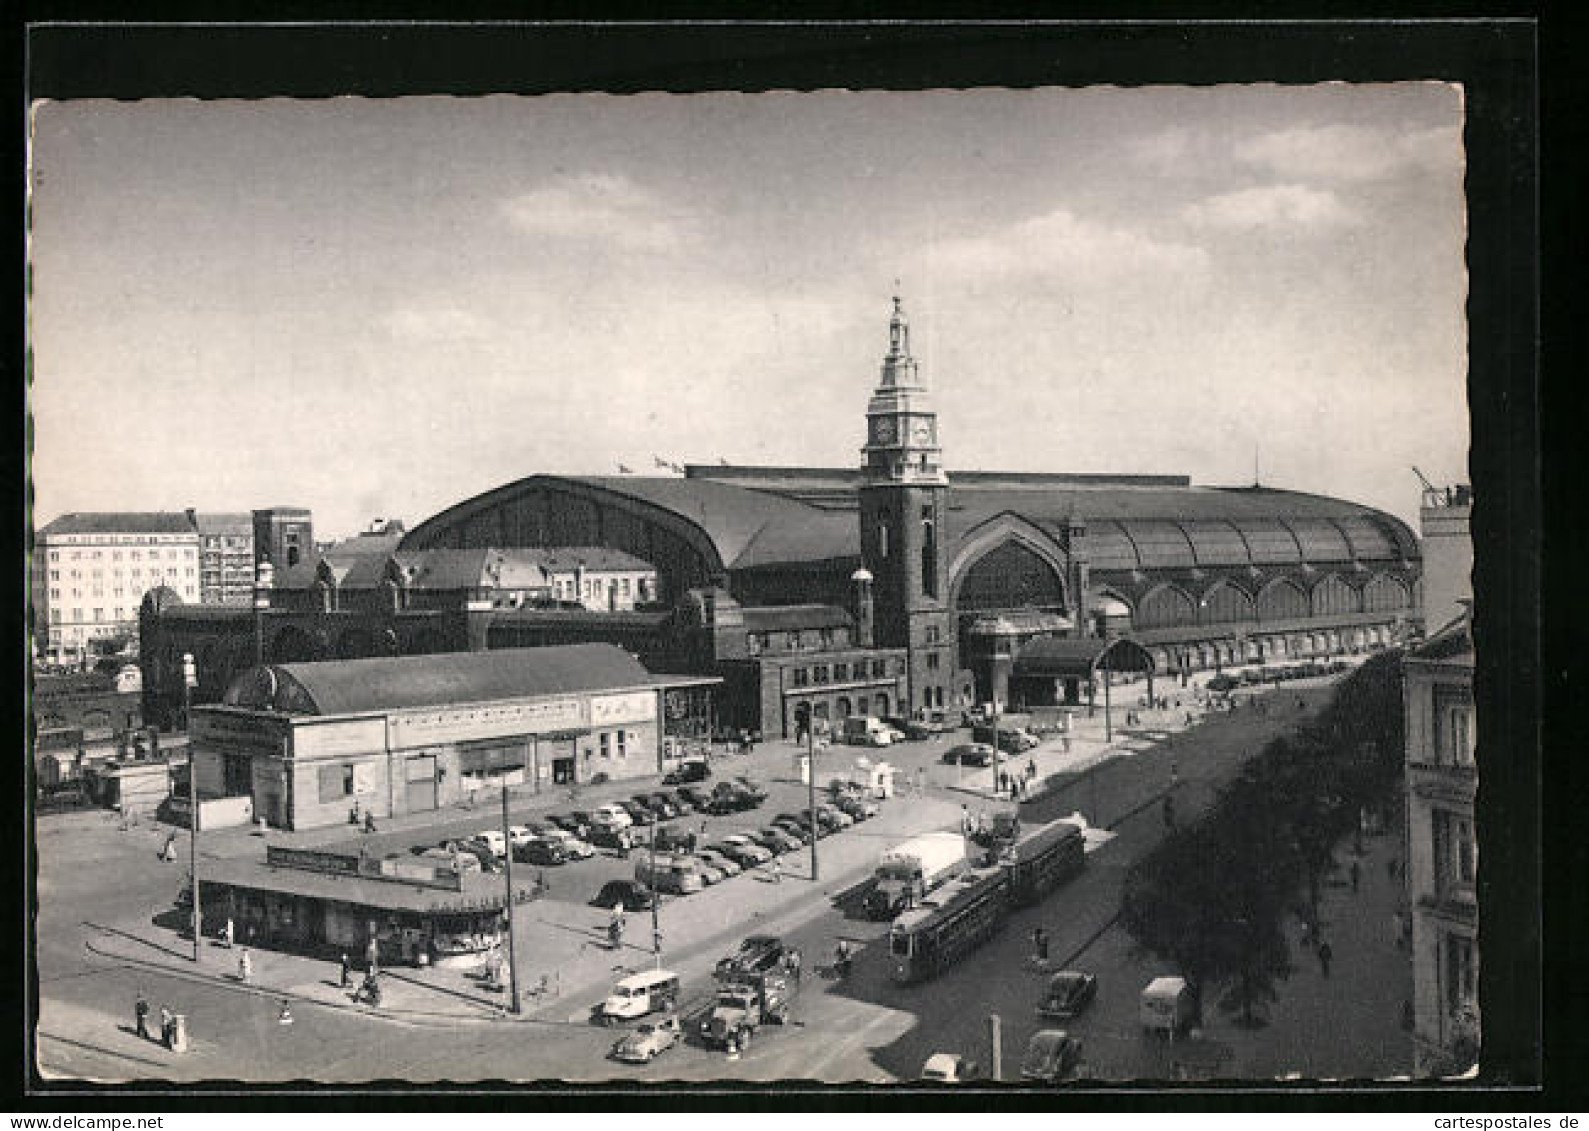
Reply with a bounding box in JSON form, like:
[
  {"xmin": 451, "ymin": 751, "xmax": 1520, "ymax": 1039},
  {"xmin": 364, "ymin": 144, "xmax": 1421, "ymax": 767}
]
[{"xmin": 880, "ymin": 291, "xmax": 919, "ymax": 388}]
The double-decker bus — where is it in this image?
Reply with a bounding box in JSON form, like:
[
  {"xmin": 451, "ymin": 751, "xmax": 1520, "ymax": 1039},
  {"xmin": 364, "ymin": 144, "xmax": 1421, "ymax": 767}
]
[{"xmin": 887, "ymin": 819, "xmax": 1088, "ymax": 984}]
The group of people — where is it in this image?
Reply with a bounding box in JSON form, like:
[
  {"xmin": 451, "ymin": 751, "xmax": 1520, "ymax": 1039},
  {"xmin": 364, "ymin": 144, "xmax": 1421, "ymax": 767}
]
[
  {"xmin": 134, "ymin": 992, "xmax": 182, "ymax": 1049},
  {"xmin": 996, "ymin": 760, "xmax": 1040, "ymax": 801}
]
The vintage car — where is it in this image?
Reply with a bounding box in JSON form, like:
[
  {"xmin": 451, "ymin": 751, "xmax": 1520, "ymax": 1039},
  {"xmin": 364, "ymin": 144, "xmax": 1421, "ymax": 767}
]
[
  {"xmin": 1037, "ymin": 971, "xmax": 1099, "ymax": 1020},
  {"xmin": 714, "ymin": 934, "xmax": 786, "ymax": 979},
  {"xmin": 611, "ymin": 1015, "xmax": 683, "ymax": 1063},
  {"xmin": 919, "ymin": 1053, "xmax": 984, "ymax": 1083},
  {"xmin": 1019, "ymin": 1030, "xmax": 1083, "ymax": 1084}
]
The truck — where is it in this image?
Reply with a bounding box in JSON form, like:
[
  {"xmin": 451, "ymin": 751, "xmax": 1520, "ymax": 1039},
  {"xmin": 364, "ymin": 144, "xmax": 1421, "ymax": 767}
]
[
  {"xmin": 970, "ymin": 807, "xmax": 1021, "ymax": 853},
  {"xmin": 863, "ymin": 831, "xmax": 968, "ymax": 920},
  {"xmin": 842, "ymin": 716, "xmax": 896, "ymax": 747},
  {"xmin": 700, "ymin": 970, "xmax": 794, "ymax": 1048}
]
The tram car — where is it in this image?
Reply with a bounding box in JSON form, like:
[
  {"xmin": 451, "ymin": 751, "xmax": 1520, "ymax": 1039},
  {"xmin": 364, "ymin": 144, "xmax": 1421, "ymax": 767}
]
[{"xmin": 888, "ymin": 819, "xmax": 1086, "ymax": 985}]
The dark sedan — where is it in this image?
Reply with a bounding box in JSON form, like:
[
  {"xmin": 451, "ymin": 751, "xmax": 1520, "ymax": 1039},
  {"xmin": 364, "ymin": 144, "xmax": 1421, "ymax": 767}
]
[
  {"xmin": 769, "ymin": 817, "xmax": 812, "ymax": 844},
  {"xmin": 753, "ymin": 827, "xmax": 802, "ymax": 854},
  {"xmin": 515, "ymin": 838, "xmax": 569, "ymax": 866},
  {"xmin": 617, "ymin": 800, "xmax": 655, "ymax": 826},
  {"xmin": 713, "ymin": 934, "xmax": 785, "ymax": 980},
  {"xmin": 943, "ymin": 743, "xmax": 997, "ymax": 767},
  {"xmin": 675, "ymin": 786, "xmax": 712, "ymax": 811},
  {"xmin": 1037, "ymin": 971, "xmax": 1098, "ymax": 1020},
  {"xmin": 593, "ymin": 880, "xmax": 655, "ymax": 911},
  {"xmin": 1019, "ymin": 1030, "xmax": 1082, "ymax": 1084}
]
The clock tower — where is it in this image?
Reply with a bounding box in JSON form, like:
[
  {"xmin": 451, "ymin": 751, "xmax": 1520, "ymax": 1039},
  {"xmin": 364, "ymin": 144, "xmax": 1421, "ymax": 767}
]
[{"xmin": 859, "ymin": 296, "xmax": 955, "ymax": 714}]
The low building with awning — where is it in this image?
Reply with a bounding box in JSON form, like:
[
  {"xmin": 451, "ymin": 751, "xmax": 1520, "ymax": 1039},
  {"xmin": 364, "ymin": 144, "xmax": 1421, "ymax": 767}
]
[{"xmin": 1009, "ymin": 635, "xmax": 1158, "ymax": 712}]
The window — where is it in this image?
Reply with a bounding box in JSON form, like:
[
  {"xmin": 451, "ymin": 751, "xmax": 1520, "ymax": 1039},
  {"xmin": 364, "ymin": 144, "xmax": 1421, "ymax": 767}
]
[
  {"xmin": 93, "ymin": 608, "xmax": 103, "ymax": 622},
  {"xmin": 616, "ymin": 730, "xmax": 628, "ymax": 758},
  {"xmin": 812, "ymin": 665, "xmax": 829, "ymax": 685},
  {"xmin": 1433, "ymin": 809, "xmax": 1476, "ymax": 899},
  {"xmin": 833, "ymin": 662, "xmax": 849, "ymax": 682},
  {"xmin": 113, "ymin": 551, "xmax": 122, "ymax": 560},
  {"xmin": 788, "ymin": 631, "xmax": 803, "ymax": 649},
  {"xmin": 747, "ymin": 633, "xmax": 763, "ymax": 657},
  {"xmin": 49, "ymin": 588, "xmax": 59, "ymax": 600},
  {"xmin": 600, "ymin": 733, "xmax": 612, "ymax": 758},
  {"xmin": 131, "ymin": 550, "xmax": 141, "ymax": 561},
  {"xmin": 49, "ymin": 551, "xmax": 58, "ymax": 562},
  {"xmin": 1432, "ymin": 686, "xmax": 1475, "ymax": 766},
  {"xmin": 48, "ymin": 570, "xmax": 58, "ymax": 582},
  {"xmin": 927, "ymin": 651, "xmax": 941, "ymax": 671},
  {"xmin": 925, "ymin": 625, "xmax": 941, "ymax": 644},
  {"xmin": 792, "ymin": 667, "xmax": 809, "ymax": 688},
  {"xmin": 878, "ymin": 514, "xmax": 890, "ymax": 559},
  {"xmin": 922, "ymin": 510, "xmax": 938, "ymax": 598},
  {"xmin": 820, "ymin": 628, "xmax": 835, "ymax": 648},
  {"xmin": 872, "ymin": 659, "xmax": 886, "ymax": 678},
  {"xmin": 621, "ymin": 578, "xmax": 631, "ymax": 595},
  {"xmin": 1445, "ymin": 933, "xmax": 1477, "ymax": 1013},
  {"xmin": 318, "ymin": 764, "xmax": 354, "ymax": 804}
]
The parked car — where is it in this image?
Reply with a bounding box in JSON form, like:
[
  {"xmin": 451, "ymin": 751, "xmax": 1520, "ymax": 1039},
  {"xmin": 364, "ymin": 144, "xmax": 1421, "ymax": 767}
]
[
  {"xmin": 920, "ymin": 1053, "xmax": 984, "ymax": 1083},
  {"xmin": 594, "ymin": 879, "xmax": 656, "ymax": 911},
  {"xmin": 539, "ymin": 828, "xmax": 596, "ymax": 859},
  {"xmin": 587, "ymin": 825, "xmax": 632, "ymax": 851},
  {"xmin": 646, "ymin": 792, "xmax": 682, "ymax": 819},
  {"xmin": 556, "ymin": 811, "xmax": 595, "ymax": 838},
  {"xmin": 611, "ymin": 1015, "xmax": 683, "ymax": 1063},
  {"xmin": 632, "ymin": 793, "xmax": 674, "ymax": 820},
  {"xmin": 814, "ymin": 803, "xmax": 853, "ymax": 830},
  {"xmin": 616, "ymin": 800, "xmax": 655, "ymax": 826},
  {"xmin": 515, "ymin": 838, "xmax": 569, "ymax": 866},
  {"xmin": 943, "ymin": 742, "xmax": 997, "ymax": 767},
  {"xmin": 706, "ymin": 788, "xmax": 754, "ymax": 815},
  {"xmin": 1037, "ymin": 971, "xmax": 1098, "ymax": 1020},
  {"xmin": 507, "ymin": 824, "xmax": 544, "ymax": 849},
  {"xmin": 469, "ymin": 830, "xmax": 508, "ymax": 860},
  {"xmin": 651, "ymin": 824, "xmax": 699, "ymax": 854},
  {"xmin": 882, "ymin": 716, "xmax": 931, "ymax": 741},
  {"xmin": 1206, "ymin": 674, "xmax": 1240, "ymax": 693},
  {"xmin": 590, "ymin": 804, "xmax": 633, "ymax": 832},
  {"xmin": 686, "ymin": 855, "xmax": 727, "ymax": 885},
  {"xmin": 663, "ymin": 759, "xmax": 711, "ymax": 785},
  {"xmin": 694, "ymin": 847, "xmax": 742, "ymax": 878},
  {"xmin": 443, "ymin": 839, "xmax": 500, "ymax": 870},
  {"xmin": 674, "ymin": 784, "xmax": 712, "ymax": 809},
  {"xmin": 1019, "ymin": 1030, "xmax": 1082, "ymax": 1084},
  {"xmin": 751, "ymin": 827, "xmax": 802, "ymax": 854},
  {"xmin": 833, "ymin": 795, "xmax": 878, "ymax": 821},
  {"xmin": 730, "ymin": 777, "xmax": 769, "ymax": 804},
  {"xmin": 711, "ymin": 837, "xmax": 772, "ymax": 868},
  {"xmin": 772, "ymin": 813, "xmax": 817, "ymax": 840},
  {"xmin": 714, "ymin": 934, "xmax": 786, "ymax": 979}
]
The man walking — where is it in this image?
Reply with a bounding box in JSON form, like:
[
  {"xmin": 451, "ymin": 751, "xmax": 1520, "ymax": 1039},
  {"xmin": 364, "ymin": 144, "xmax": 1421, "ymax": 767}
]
[
  {"xmin": 339, "ymin": 953, "xmax": 352, "ymax": 987},
  {"xmin": 1349, "ymin": 860, "xmax": 1361, "ymax": 893},
  {"xmin": 1317, "ymin": 940, "xmax": 1333, "ymax": 978},
  {"xmin": 159, "ymin": 1005, "xmax": 174, "ymax": 1049},
  {"xmin": 1033, "ymin": 927, "xmax": 1049, "ymax": 964},
  {"xmin": 135, "ymin": 992, "xmax": 151, "ymax": 1040}
]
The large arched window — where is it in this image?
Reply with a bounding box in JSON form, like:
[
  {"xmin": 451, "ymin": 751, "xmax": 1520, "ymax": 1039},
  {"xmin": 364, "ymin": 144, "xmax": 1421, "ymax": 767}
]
[
  {"xmin": 1312, "ymin": 574, "xmax": 1359, "ymax": 617},
  {"xmin": 1257, "ymin": 578, "xmax": 1309, "ymax": 621},
  {"xmin": 957, "ymin": 540, "xmax": 1067, "ymax": 612},
  {"xmin": 1363, "ymin": 573, "xmax": 1410, "ymax": 613},
  {"xmin": 1200, "ymin": 582, "xmax": 1256, "ymax": 624},
  {"xmin": 1137, "ymin": 585, "xmax": 1196, "ymax": 630}
]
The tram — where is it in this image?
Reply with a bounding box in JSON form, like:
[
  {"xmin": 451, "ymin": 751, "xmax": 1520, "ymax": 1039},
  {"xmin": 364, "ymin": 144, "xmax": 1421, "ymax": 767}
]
[{"xmin": 888, "ymin": 819, "xmax": 1086, "ymax": 985}]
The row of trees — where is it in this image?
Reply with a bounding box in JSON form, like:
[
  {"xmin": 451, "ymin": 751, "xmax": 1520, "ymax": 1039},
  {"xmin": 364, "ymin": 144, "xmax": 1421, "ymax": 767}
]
[{"xmin": 1120, "ymin": 652, "xmax": 1406, "ymax": 1027}]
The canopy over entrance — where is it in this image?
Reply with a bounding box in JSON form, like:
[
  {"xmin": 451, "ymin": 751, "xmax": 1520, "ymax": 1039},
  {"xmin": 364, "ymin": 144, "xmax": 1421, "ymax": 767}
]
[{"xmin": 1014, "ymin": 635, "xmax": 1156, "ymax": 679}]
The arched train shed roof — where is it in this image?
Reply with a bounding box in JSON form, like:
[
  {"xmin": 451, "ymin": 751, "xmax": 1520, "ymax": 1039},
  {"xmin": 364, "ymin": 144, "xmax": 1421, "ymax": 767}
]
[{"xmin": 222, "ymin": 643, "xmax": 657, "ymax": 716}]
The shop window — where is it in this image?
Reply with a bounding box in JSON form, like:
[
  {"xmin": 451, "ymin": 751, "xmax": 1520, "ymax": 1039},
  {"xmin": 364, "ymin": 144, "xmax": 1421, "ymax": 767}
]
[{"xmin": 459, "ymin": 742, "xmax": 526, "ymax": 779}]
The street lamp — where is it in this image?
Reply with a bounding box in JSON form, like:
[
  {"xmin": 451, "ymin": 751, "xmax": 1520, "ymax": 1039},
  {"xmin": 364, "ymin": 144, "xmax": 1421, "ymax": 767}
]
[
  {"xmin": 806, "ymin": 725, "xmax": 821, "ymax": 882},
  {"xmin": 253, "ymin": 559, "xmax": 274, "ymax": 666},
  {"xmin": 499, "ymin": 784, "xmax": 520, "ymax": 1013},
  {"xmin": 182, "ymin": 652, "xmax": 200, "ymax": 963}
]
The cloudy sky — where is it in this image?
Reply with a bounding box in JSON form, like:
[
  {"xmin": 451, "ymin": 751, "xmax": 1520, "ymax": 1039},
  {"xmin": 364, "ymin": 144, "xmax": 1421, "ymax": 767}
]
[{"xmin": 29, "ymin": 85, "xmax": 1467, "ymax": 538}]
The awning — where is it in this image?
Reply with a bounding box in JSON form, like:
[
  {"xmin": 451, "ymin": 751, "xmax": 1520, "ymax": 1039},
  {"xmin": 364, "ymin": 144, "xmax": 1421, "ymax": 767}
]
[{"xmin": 1013, "ymin": 636, "xmax": 1156, "ymax": 679}]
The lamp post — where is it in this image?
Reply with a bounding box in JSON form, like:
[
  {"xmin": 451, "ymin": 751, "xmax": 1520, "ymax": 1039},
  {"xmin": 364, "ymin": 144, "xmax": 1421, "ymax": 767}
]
[
  {"xmin": 253, "ymin": 560, "xmax": 274, "ymax": 666},
  {"xmin": 649, "ymin": 819, "xmax": 662, "ymax": 969},
  {"xmin": 806, "ymin": 724, "xmax": 820, "ymax": 883},
  {"xmin": 499, "ymin": 784, "xmax": 520, "ymax": 1013},
  {"xmin": 183, "ymin": 652, "xmax": 200, "ymax": 962}
]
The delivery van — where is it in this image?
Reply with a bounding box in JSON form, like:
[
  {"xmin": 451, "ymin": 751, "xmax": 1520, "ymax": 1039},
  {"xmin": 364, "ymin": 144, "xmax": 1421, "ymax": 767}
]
[
  {"xmin": 634, "ymin": 855, "xmax": 704, "ymax": 895},
  {"xmin": 1140, "ymin": 976, "xmax": 1198, "ymax": 1036}
]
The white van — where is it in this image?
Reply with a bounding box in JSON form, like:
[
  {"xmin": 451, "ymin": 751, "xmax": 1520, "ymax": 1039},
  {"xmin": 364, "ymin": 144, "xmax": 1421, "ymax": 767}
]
[
  {"xmin": 1140, "ymin": 976, "xmax": 1197, "ymax": 1036},
  {"xmin": 601, "ymin": 968, "xmax": 681, "ymax": 1023},
  {"xmin": 634, "ymin": 856, "xmax": 703, "ymax": 895}
]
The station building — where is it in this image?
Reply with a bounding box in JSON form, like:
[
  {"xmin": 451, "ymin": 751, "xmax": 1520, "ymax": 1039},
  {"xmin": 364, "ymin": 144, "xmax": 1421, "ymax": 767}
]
[
  {"xmin": 143, "ymin": 298, "xmax": 1422, "ymax": 741},
  {"xmin": 189, "ymin": 643, "xmax": 718, "ymax": 831}
]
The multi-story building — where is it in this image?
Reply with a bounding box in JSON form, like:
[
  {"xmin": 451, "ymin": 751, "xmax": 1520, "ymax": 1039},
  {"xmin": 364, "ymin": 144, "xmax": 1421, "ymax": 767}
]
[
  {"xmin": 1403, "ymin": 606, "xmax": 1477, "ymax": 1075},
  {"xmin": 32, "ymin": 513, "xmax": 201, "ymax": 665},
  {"xmin": 188, "ymin": 510, "xmax": 255, "ymax": 605},
  {"xmin": 253, "ymin": 506, "xmax": 313, "ymax": 570},
  {"xmin": 1418, "ymin": 483, "xmax": 1473, "ymax": 632}
]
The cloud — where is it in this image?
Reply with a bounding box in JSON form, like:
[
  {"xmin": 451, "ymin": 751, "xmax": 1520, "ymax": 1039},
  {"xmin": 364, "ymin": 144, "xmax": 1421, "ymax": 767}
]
[
  {"xmin": 381, "ymin": 306, "xmax": 490, "ymax": 342},
  {"xmin": 1236, "ymin": 123, "xmax": 1464, "ymax": 184},
  {"xmin": 923, "ymin": 208, "xmax": 1209, "ymax": 280},
  {"xmin": 1182, "ymin": 183, "xmax": 1359, "ymax": 232},
  {"xmin": 501, "ymin": 172, "xmax": 692, "ymax": 252}
]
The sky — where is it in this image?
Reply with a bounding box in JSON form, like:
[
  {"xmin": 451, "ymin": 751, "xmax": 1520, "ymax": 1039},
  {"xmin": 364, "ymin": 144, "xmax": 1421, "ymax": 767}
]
[{"xmin": 28, "ymin": 85, "xmax": 1468, "ymax": 539}]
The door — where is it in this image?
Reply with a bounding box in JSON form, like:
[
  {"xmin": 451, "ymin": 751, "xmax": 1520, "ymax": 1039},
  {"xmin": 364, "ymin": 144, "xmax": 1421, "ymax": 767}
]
[{"xmin": 406, "ymin": 754, "xmax": 437, "ymax": 813}]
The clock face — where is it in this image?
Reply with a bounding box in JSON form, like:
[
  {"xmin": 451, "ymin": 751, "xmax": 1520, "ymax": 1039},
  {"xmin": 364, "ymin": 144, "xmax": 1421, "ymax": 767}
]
[
  {"xmin": 911, "ymin": 421, "xmax": 933, "ymax": 445},
  {"xmin": 874, "ymin": 417, "xmax": 896, "ymax": 443}
]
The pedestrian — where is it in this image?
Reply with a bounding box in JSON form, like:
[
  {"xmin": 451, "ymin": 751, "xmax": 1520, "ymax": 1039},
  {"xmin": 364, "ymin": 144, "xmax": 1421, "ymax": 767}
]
[
  {"xmin": 363, "ymin": 810, "xmax": 377, "ymax": 834},
  {"xmin": 961, "ymin": 804, "xmax": 972, "ymax": 836},
  {"xmin": 1317, "ymin": 940, "xmax": 1333, "ymax": 978},
  {"xmin": 135, "ymin": 992, "xmax": 150, "ymax": 1040},
  {"xmin": 277, "ymin": 999, "xmax": 294, "ymax": 1026},
  {"xmin": 339, "ymin": 953, "xmax": 352, "ymax": 987},
  {"xmin": 616, "ymin": 829, "xmax": 631, "ymax": 859},
  {"xmin": 159, "ymin": 833, "xmax": 177, "ymax": 863},
  {"xmin": 1349, "ymin": 860, "xmax": 1361, "ymax": 893},
  {"xmin": 1033, "ymin": 927, "xmax": 1049, "ymax": 963},
  {"xmin": 998, "ymin": 770, "xmax": 1009, "ymax": 795},
  {"xmin": 159, "ymin": 1006, "xmax": 174, "ymax": 1049},
  {"xmin": 1161, "ymin": 795, "xmax": 1176, "ymax": 830},
  {"xmin": 1027, "ymin": 758, "xmax": 1036, "ymax": 780},
  {"xmin": 222, "ymin": 916, "xmax": 234, "ymax": 949},
  {"xmin": 787, "ymin": 948, "xmax": 802, "ymax": 983},
  {"xmin": 349, "ymin": 800, "xmax": 360, "ymax": 826},
  {"xmin": 237, "ymin": 947, "xmax": 252, "ymax": 984},
  {"xmin": 770, "ymin": 856, "xmax": 782, "ymax": 884}
]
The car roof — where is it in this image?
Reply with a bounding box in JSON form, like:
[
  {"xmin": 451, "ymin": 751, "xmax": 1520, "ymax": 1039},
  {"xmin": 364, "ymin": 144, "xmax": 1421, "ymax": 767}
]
[{"xmin": 1028, "ymin": 1029, "xmax": 1070, "ymax": 1050}]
